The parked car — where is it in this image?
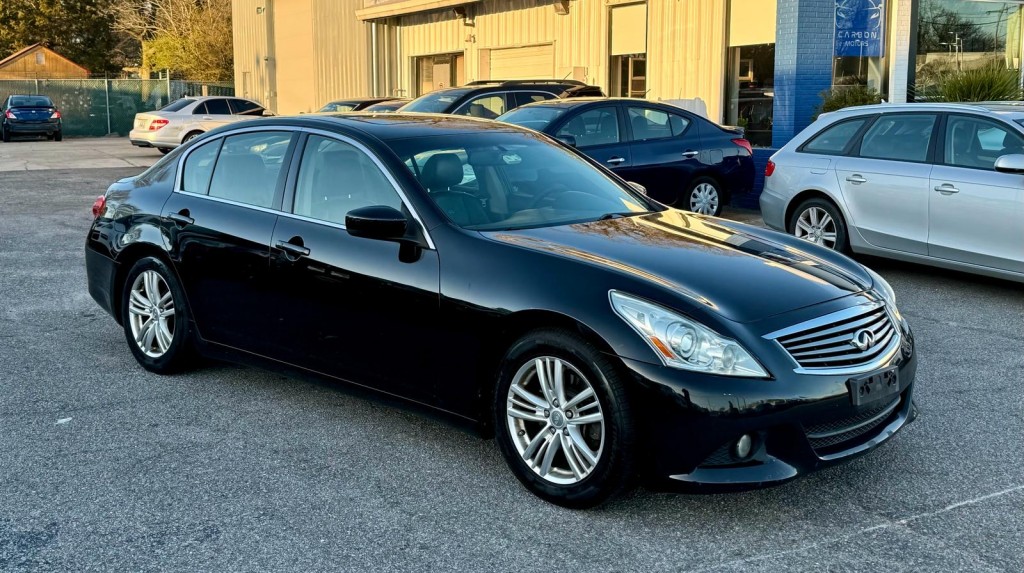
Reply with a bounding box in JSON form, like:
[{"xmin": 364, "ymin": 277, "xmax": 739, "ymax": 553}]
[
  {"xmin": 316, "ymin": 97, "xmax": 409, "ymax": 112},
  {"xmin": 500, "ymin": 98, "xmax": 755, "ymax": 215},
  {"xmin": 400, "ymin": 79, "xmax": 604, "ymax": 119},
  {"xmin": 761, "ymin": 102, "xmax": 1024, "ymax": 283},
  {"xmin": 129, "ymin": 96, "xmax": 271, "ymax": 154},
  {"xmin": 361, "ymin": 98, "xmax": 411, "ymax": 112},
  {"xmin": 86, "ymin": 114, "xmax": 916, "ymax": 508},
  {"xmin": 2, "ymin": 94, "xmax": 62, "ymax": 142}
]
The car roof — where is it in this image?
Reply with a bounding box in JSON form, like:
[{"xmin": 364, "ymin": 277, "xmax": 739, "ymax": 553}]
[
  {"xmin": 507, "ymin": 97, "xmax": 702, "ymax": 111},
  {"xmin": 326, "ymin": 97, "xmax": 390, "ymax": 105},
  {"xmin": 247, "ymin": 113, "xmax": 526, "ymax": 141},
  {"xmin": 823, "ymin": 102, "xmax": 1024, "ymax": 121}
]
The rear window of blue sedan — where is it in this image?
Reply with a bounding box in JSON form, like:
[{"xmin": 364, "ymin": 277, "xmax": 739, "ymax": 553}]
[{"xmin": 499, "ymin": 106, "xmax": 566, "ymax": 131}]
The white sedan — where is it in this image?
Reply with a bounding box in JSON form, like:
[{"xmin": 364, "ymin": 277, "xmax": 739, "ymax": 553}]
[{"xmin": 129, "ymin": 96, "xmax": 271, "ymax": 154}]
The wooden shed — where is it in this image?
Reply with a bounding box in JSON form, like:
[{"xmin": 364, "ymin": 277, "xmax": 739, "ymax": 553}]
[{"xmin": 0, "ymin": 44, "xmax": 90, "ymax": 79}]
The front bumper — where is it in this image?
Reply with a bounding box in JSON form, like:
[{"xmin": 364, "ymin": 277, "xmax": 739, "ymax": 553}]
[
  {"xmin": 620, "ymin": 328, "xmax": 917, "ymax": 488},
  {"xmin": 5, "ymin": 120, "xmax": 60, "ymax": 135}
]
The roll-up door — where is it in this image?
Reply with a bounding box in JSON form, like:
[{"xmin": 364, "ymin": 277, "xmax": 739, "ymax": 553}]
[{"xmin": 488, "ymin": 45, "xmax": 554, "ymax": 79}]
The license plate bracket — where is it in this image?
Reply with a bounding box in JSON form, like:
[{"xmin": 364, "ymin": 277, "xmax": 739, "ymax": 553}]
[{"xmin": 848, "ymin": 367, "xmax": 900, "ymax": 406}]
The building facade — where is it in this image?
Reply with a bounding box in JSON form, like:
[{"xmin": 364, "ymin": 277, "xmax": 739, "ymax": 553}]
[
  {"xmin": 0, "ymin": 44, "xmax": 90, "ymax": 79},
  {"xmin": 236, "ymin": 0, "xmax": 1024, "ymax": 149}
]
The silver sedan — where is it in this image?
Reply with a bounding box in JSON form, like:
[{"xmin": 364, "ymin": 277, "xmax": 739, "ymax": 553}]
[
  {"xmin": 129, "ymin": 96, "xmax": 271, "ymax": 154},
  {"xmin": 761, "ymin": 102, "xmax": 1024, "ymax": 283}
]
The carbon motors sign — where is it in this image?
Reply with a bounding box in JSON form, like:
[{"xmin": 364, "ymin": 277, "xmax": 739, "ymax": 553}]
[{"xmin": 835, "ymin": 0, "xmax": 886, "ymax": 57}]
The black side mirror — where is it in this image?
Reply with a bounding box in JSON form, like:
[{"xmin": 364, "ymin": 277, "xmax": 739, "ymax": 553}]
[
  {"xmin": 556, "ymin": 134, "xmax": 577, "ymax": 148},
  {"xmin": 346, "ymin": 205, "xmax": 408, "ymax": 241}
]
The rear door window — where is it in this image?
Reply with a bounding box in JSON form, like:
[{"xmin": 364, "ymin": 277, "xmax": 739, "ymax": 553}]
[
  {"xmin": 514, "ymin": 92, "xmax": 557, "ymax": 107},
  {"xmin": 204, "ymin": 99, "xmax": 231, "ymax": 115},
  {"xmin": 229, "ymin": 99, "xmax": 264, "ymax": 115},
  {"xmin": 456, "ymin": 95, "xmax": 507, "ymax": 119},
  {"xmin": 858, "ymin": 114, "xmax": 938, "ymax": 163},
  {"xmin": 192, "ymin": 102, "xmax": 209, "ymax": 115},
  {"xmin": 626, "ymin": 107, "xmax": 688, "ymax": 141},
  {"xmin": 801, "ymin": 118, "xmax": 869, "ymax": 155},
  {"xmin": 207, "ymin": 131, "xmax": 294, "ymax": 208},
  {"xmin": 181, "ymin": 139, "xmax": 222, "ymax": 194},
  {"xmin": 557, "ymin": 107, "xmax": 622, "ymax": 148},
  {"xmin": 944, "ymin": 115, "xmax": 1024, "ymax": 170}
]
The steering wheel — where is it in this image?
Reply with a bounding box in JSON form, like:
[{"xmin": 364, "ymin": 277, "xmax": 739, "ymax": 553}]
[{"xmin": 528, "ymin": 183, "xmax": 572, "ymax": 209}]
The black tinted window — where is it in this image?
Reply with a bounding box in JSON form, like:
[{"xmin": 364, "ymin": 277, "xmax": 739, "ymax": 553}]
[
  {"xmin": 293, "ymin": 135, "xmax": 402, "ymax": 225},
  {"xmin": 859, "ymin": 114, "xmax": 937, "ymax": 163},
  {"xmin": 230, "ymin": 99, "xmax": 263, "ymax": 115},
  {"xmin": 557, "ymin": 107, "xmax": 622, "ymax": 147},
  {"xmin": 944, "ymin": 115, "xmax": 1024, "ymax": 170},
  {"xmin": 204, "ymin": 99, "xmax": 231, "ymax": 115},
  {"xmin": 181, "ymin": 139, "xmax": 222, "ymax": 194},
  {"xmin": 192, "ymin": 102, "xmax": 208, "ymax": 115},
  {"xmin": 515, "ymin": 92, "xmax": 556, "ymax": 107},
  {"xmin": 456, "ymin": 95, "xmax": 506, "ymax": 119},
  {"xmin": 161, "ymin": 98, "xmax": 194, "ymax": 112},
  {"xmin": 207, "ymin": 132, "xmax": 293, "ymax": 208},
  {"xmin": 627, "ymin": 107, "xmax": 687, "ymax": 141},
  {"xmin": 802, "ymin": 119, "xmax": 868, "ymax": 154},
  {"xmin": 10, "ymin": 96, "xmax": 53, "ymax": 107}
]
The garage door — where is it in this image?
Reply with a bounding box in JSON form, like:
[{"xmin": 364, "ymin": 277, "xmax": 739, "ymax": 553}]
[{"xmin": 489, "ymin": 45, "xmax": 554, "ymax": 80}]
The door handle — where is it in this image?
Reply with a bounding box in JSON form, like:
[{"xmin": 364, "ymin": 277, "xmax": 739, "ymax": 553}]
[
  {"xmin": 682, "ymin": 150, "xmax": 699, "ymax": 158},
  {"xmin": 202, "ymin": 116, "xmax": 213, "ymax": 120},
  {"xmin": 934, "ymin": 184, "xmax": 960, "ymax": 195},
  {"xmin": 275, "ymin": 239, "xmax": 310, "ymax": 258},
  {"xmin": 845, "ymin": 175, "xmax": 867, "ymax": 184},
  {"xmin": 168, "ymin": 211, "xmax": 194, "ymax": 226},
  {"xmin": 606, "ymin": 157, "xmax": 625, "ymax": 165}
]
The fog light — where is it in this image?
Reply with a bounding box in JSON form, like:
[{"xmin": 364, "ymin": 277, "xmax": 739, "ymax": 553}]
[{"xmin": 734, "ymin": 434, "xmax": 753, "ymax": 460}]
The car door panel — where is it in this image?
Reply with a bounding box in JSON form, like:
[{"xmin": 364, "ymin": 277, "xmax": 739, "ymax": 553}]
[
  {"xmin": 928, "ymin": 114, "xmax": 1024, "ymax": 272},
  {"xmin": 620, "ymin": 105, "xmax": 703, "ymax": 205},
  {"xmin": 833, "ymin": 113, "xmax": 938, "ymax": 255},
  {"xmin": 553, "ymin": 105, "xmax": 632, "ymax": 176}
]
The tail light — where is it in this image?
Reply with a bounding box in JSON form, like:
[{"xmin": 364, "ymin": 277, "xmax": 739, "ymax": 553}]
[
  {"xmin": 4, "ymin": 110, "xmax": 14, "ymax": 119},
  {"xmin": 50, "ymin": 110, "xmax": 61, "ymax": 119},
  {"xmin": 91, "ymin": 195, "xmax": 106, "ymax": 219},
  {"xmin": 149, "ymin": 119, "xmax": 169, "ymax": 131},
  {"xmin": 731, "ymin": 138, "xmax": 753, "ymax": 156},
  {"xmin": 765, "ymin": 160, "xmax": 776, "ymax": 178}
]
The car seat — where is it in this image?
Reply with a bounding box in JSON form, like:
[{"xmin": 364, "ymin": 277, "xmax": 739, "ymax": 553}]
[{"xmin": 420, "ymin": 153, "xmax": 490, "ymax": 226}]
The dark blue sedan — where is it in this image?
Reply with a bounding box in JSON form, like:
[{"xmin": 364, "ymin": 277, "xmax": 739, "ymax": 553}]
[{"xmin": 499, "ymin": 98, "xmax": 754, "ymax": 216}]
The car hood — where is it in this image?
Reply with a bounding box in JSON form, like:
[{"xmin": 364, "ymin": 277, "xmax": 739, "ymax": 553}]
[{"xmin": 483, "ymin": 210, "xmax": 871, "ymax": 323}]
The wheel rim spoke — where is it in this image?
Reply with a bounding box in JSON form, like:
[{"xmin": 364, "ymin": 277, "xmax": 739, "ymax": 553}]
[
  {"xmin": 511, "ymin": 383, "xmax": 547, "ymax": 409},
  {"xmin": 560, "ymin": 434, "xmax": 585, "ymax": 479},
  {"xmin": 569, "ymin": 412, "xmax": 603, "ymax": 426},
  {"xmin": 563, "ymin": 386, "xmax": 594, "ymax": 410},
  {"xmin": 568, "ymin": 426, "xmax": 599, "ymax": 466},
  {"xmin": 129, "ymin": 270, "xmax": 174, "ymax": 358},
  {"xmin": 538, "ymin": 432, "xmax": 562, "ymax": 477}
]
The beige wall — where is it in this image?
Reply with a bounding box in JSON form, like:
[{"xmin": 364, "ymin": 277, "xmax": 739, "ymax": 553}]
[{"xmin": 232, "ymin": 0, "xmax": 274, "ymax": 110}]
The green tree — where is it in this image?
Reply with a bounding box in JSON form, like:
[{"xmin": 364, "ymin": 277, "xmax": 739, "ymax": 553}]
[{"xmin": 0, "ymin": 0, "xmax": 121, "ymax": 75}]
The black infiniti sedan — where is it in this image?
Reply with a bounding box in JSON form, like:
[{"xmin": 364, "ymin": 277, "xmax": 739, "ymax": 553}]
[
  {"xmin": 2, "ymin": 94, "xmax": 63, "ymax": 142},
  {"xmin": 85, "ymin": 114, "xmax": 917, "ymax": 508},
  {"xmin": 499, "ymin": 99, "xmax": 755, "ymax": 216}
]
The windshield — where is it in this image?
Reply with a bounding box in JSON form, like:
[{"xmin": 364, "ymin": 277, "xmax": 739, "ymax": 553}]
[
  {"xmin": 390, "ymin": 131, "xmax": 658, "ymax": 231},
  {"xmin": 402, "ymin": 89, "xmax": 472, "ymax": 113},
  {"xmin": 10, "ymin": 96, "xmax": 53, "ymax": 107},
  {"xmin": 319, "ymin": 102, "xmax": 358, "ymax": 112},
  {"xmin": 498, "ymin": 106, "xmax": 566, "ymax": 131},
  {"xmin": 160, "ymin": 98, "xmax": 194, "ymax": 112}
]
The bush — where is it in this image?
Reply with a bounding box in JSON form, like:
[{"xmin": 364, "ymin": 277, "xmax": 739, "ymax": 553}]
[
  {"xmin": 815, "ymin": 86, "xmax": 883, "ymax": 119},
  {"xmin": 934, "ymin": 67, "xmax": 1022, "ymax": 102}
]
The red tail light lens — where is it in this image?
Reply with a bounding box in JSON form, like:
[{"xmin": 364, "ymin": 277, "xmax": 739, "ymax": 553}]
[
  {"xmin": 4, "ymin": 110, "xmax": 14, "ymax": 119},
  {"xmin": 91, "ymin": 195, "xmax": 106, "ymax": 219},
  {"xmin": 731, "ymin": 138, "xmax": 753, "ymax": 156},
  {"xmin": 50, "ymin": 110, "xmax": 61, "ymax": 119},
  {"xmin": 149, "ymin": 119, "xmax": 169, "ymax": 131},
  {"xmin": 765, "ymin": 160, "xmax": 776, "ymax": 178}
]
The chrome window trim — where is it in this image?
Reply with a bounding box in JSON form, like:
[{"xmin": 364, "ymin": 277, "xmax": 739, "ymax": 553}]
[
  {"xmin": 764, "ymin": 301, "xmax": 903, "ymax": 376},
  {"xmin": 171, "ymin": 124, "xmax": 436, "ymax": 250}
]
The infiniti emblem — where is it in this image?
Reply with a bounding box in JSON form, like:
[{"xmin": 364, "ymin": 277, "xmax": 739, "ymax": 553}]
[{"xmin": 849, "ymin": 328, "xmax": 876, "ymax": 351}]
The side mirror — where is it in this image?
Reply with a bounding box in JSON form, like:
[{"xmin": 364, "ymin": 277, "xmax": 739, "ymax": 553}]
[
  {"xmin": 627, "ymin": 181, "xmax": 647, "ymax": 196},
  {"xmin": 346, "ymin": 205, "xmax": 408, "ymax": 241},
  {"xmin": 994, "ymin": 153, "xmax": 1024, "ymax": 174},
  {"xmin": 262, "ymin": 110, "xmax": 276, "ymax": 117},
  {"xmin": 556, "ymin": 134, "xmax": 577, "ymax": 148}
]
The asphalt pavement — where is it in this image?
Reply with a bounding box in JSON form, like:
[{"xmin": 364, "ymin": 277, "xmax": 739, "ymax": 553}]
[{"xmin": 1, "ymin": 148, "xmax": 1022, "ymax": 571}]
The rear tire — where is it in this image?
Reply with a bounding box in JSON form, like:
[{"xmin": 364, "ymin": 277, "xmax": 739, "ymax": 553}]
[
  {"xmin": 120, "ymin": 257, "xmax": 195, "ymax": 374},
  {"xmin": 788, "ymin": 197, "xmax": 850, "ymax": 253},
  {"xmin": 53, "ymin": 130, "xmax": 62, "ymax": 142},
  {"xmin": 682, "ymin": 176, "xmax": 725, "ymax": 216},
  {"xmin": 1, "ymin": 128, "xmax": 9, "ymax": 143},
  {"xmin": 182, "ymin": 131, "xmax": 203, "ymax": 144},
  {"xmin": 493, "ymin": 328, "xmax": 636, "ymax": 508},
  {"xmin": 158, "ymin": 147, "xmax": 173, "ymax": 155}
]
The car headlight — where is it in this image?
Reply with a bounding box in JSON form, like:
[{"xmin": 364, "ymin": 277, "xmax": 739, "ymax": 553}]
[{"xmin": 609, "ymin": 291, "xmax": 769, "ymax": 378}]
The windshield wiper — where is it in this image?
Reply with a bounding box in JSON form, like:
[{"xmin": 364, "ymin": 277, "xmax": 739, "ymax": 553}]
[{"xmin": 598, "ymin": 211, "xmax": 654, "ymax": 221}]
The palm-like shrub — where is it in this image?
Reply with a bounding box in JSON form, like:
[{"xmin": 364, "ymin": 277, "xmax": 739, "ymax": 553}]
[
  {"xmin": 935, "ymin": 67, "xmax": 1022, "ymax": 102},
  {"xmin": 815, "ymin": 86, "xmax": 883, "ymax": 119}
]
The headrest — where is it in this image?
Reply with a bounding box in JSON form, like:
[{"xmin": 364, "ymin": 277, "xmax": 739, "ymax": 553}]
[{"xmin": 421, "ymin": 153, "xmax": 464, "ymax": 190}]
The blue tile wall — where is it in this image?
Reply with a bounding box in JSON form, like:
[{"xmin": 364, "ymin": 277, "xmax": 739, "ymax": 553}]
[{"xmin": 772, "ymin": 0, "xmax": 834, "ymax": 149}]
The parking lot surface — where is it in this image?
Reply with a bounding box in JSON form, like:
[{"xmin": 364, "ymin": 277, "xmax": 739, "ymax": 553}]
[
  {"xmin": 0, "ymin": 137, "xmax": 157, "ymax": 172},
  {"xmin": 1, "ymin": 163, "xmax": 1022, "ymax": 572}
]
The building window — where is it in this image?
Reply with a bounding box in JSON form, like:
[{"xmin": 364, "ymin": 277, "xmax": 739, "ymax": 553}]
[
  {"xmin": 913, "ymin": 0, "xmax": 1024, "ymax": 100},
  {"xmin": 35, "ymin": 51, "xmax": 45, "ymax": 65},
  {"xmin": 833, "ymin": 0, "xmax": 889, "ymax": 92},
  {"xmin": 612, "ymin": 55, "xmax": 647, "ymax": 98},
  {"xmin": 414, "ymin": 53, "xmax": 465, "ymax": 96},
  {"xmin": 725, "ymin": 44, "xmax": 775, "ymax": 148}
]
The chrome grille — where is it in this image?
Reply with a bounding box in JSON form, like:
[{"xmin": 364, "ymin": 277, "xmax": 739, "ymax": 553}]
[{"xmin": 767, "ymin": 302, "xmax": 901, "ymax": 373}]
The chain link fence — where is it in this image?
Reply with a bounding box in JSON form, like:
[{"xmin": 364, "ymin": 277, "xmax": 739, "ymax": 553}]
[{"xmin": 0, "ymin": 79, "xmax": 235, "ymax": 137}]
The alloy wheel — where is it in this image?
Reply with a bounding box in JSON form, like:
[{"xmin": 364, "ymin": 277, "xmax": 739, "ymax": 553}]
[
  {"xmin": 127, "ymin": 270, "xmax": 176, "ymax": 358},
  {"xmin": 505, "ymin": 356, "xmax": 605, "ymax": 485},
  {"xmin": 794, "ymin": 206, "xmax": 838, "ymax": 249},
  {"xmin": 689, "ymin": 183, "xmax": 720, "ymax": 215}
]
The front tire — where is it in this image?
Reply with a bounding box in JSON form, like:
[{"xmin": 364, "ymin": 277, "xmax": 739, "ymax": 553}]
[
  {"xmin": 494, "ymin": 329, "xmax": 636, "ymax": 508},
  {"xmin": 788, "ymin": 197, "xmax": 849, "ymax": 253},
  {"xmin": 120, "ymin": 257, "xmax": 194, "ymax": 374},
  {"xmin": 682, "ymin": 176, "xmax": 724, "ymax": 216}
]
